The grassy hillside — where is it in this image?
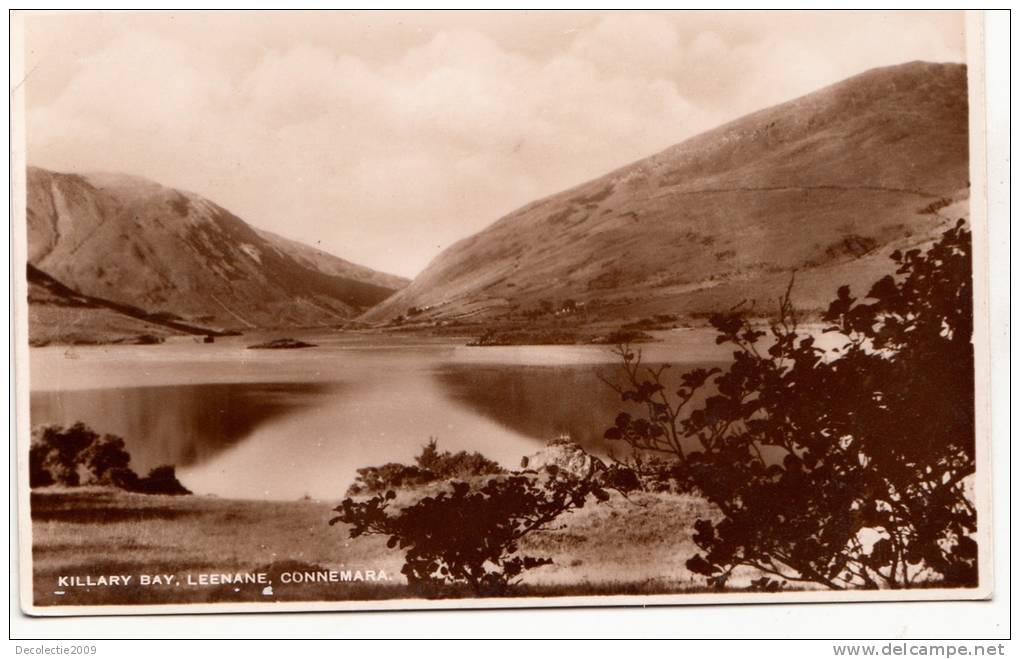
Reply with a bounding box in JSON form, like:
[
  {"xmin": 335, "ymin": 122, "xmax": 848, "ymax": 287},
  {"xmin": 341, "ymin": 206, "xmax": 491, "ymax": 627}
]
[
  {"xmin": 31, "ymin": 486, "xmax": 720, "ymax": 607},
  {"xmin": 26, "ymin": 264, "xmax": 231, "ymax": 346},
  {"xmin": 362, "ymin": 62, "xmax": 969, "ymax": 326},
  {"xmin": 26, "ymin": 168, "xmax": 406, "ymax": 334}
]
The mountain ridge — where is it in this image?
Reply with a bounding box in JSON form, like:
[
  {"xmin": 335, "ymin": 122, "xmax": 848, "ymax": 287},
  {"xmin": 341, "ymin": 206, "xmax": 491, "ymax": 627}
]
[
  {"xmin": 26, "ymin": 264, "xmax": 234, "ymax": 346},
  {"xmin": 361, "ymin": 60, "xmax": 969, "ymax": 325},
  {"xmin": 26, "ymin": 167, "xmax": 409, "ymax": 336}
]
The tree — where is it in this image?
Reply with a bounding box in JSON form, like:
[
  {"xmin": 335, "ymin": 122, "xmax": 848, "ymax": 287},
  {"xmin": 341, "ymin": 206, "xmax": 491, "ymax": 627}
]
[
  {"xmin": 331, "ymin": 466, "xmax": 610, "ymax": 597},
  {"xmin": 604, "ymin": 221, "xmax": 975, "ymax": 589},
  {"xmin": 30, "ymin": 423, "xmax": 100, "ymax": 486},
  {"xmin": 28, "ymin": 422, "xmax": 191, "ymax": 495},
  {"xmin": 78, "ymin": 433, "xmax": 132, "ymax": 485}
]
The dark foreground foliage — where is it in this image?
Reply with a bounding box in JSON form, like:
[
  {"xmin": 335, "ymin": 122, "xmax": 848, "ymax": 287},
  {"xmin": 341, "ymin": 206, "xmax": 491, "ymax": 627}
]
[
  {"xmin": 605, "ymin": 221, "xmax": 975, "ymax": 590},
  {"xmin": 346, "ymin": 439, "xmax": 505, "ymax": 496},
  {"xmin": 30, "ymin": 423, "xmax": 190, "ymax": 495},
  {"xmin": 333, "ymin": 465, "xmax": 611, "ymax": 597}
]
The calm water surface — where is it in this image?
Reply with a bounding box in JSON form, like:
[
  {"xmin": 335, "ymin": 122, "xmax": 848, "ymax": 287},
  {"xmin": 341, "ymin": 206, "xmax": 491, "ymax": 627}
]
[{"xmin": 29, "ymin": 331, "xmax": 729, "ymax": 500}]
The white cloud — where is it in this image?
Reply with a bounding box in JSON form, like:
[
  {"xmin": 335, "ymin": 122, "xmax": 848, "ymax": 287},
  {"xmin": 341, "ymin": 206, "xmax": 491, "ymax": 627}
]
[
  {"xmin": 569, "ymin": 12, "xmax": 684, "ymax": 78},
  {"xmin": 23, "ymin": 11, "xmax": 966, "ymax": 277}
]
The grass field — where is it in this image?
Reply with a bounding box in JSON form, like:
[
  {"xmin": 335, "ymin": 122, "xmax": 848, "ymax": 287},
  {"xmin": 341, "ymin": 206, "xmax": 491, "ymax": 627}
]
[{"xmin": 30, "ymin": 485, "xmax": 723, "ymax": 607}]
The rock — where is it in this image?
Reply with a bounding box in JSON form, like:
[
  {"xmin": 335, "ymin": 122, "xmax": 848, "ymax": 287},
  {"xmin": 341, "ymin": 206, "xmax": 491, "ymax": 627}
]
[
  {"xmin": 520, "ymin": 438, "xmax": 604, "ymax": 480},
  {"xmin": 114, "ymin": 334, "xmax": 165, "ymax": 345},
  {"xmin": 589, "ymin": 329, "xmax": 656, "ymax": 345},
  {"xmin": 247, "ymin": 338, "xmax": 316, "ymax": 350}
]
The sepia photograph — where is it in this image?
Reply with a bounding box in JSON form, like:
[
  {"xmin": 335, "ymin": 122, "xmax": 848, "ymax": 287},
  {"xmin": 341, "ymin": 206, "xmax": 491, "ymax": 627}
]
[{"xmin": 10, "ymin": 9, "xmax": 992, "ymax": 617}]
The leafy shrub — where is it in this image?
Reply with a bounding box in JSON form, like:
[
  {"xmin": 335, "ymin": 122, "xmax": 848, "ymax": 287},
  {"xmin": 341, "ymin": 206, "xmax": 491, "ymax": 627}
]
[
  {"xmin": 346, "ymin": 463, "xmax": 434, "ymax": 496},
  {"xmin": 605, "ymin": 221, "xmax": 975, "ymax": 590},
  {"xmin": 414, "ymin": 439, "xmax": 504, "ymax": 479},
  {"xmin": 78, "ymin": 433, "xmax": 132, "ymax": 485},
  {"xmin": 133, "ymin": 465, "xmax": 192, "ymax": 495},
  {"xmin": 606, "ymin": 453, "xmax": 687, "ymax": 494},
  {"xmin": 30, "ymin": 423, "xmax": 106, "ymax": 487},
  {"xmin": 346, "ymin": 439, "xmax": 505, "ymax": 496},
  {"xmin": 332, "ymin": 468, "xmax": 609, "ymax": 597},
  {"xmin": 28, "ymin": 422, "xmax": 190, "ymax": 495}
]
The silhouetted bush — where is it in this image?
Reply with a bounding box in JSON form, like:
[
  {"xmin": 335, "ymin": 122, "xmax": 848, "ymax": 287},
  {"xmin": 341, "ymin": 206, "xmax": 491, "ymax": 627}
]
[
  {"xmin": 332, "ymin": 467, "xmax": 609, "ymax": 597},
  {"xmin": 78, "ymin": 433, "xmax": 132, "ymax": 485},
  {"xmin": 105, "ymin": 467, "xmax": 143, "ymax": 491},
  {"xmin": 414, "ymin": 439, "xmax": 504, "ymax": 479},
  {"xmin": 133, "ymin": 465, "xmax": 192, "ymax": 495},
  {"xmin": 30, "ymin": 423, "xmax": 105, "ymax": 487},
  {"xmin": 346, "ymin": 439, "xmax": 505, "ymax": 496},
  {"xmin": 29, "ymin": 422, "xmax": 190, "ymax": 495},
  {"xmin": 605, "ymin": 220, "xmax": 975, "ymax": 590},
  {"xmin": 605, "ymin": 453, "xmax": 687, "ymax": 494},
  {"xmin": 347, "ymin": 464, "xmax": 434, "ymax": 496}
]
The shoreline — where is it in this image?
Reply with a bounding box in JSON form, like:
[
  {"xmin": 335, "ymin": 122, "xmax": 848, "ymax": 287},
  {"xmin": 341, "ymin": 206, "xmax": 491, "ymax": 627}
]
[{"xmin": 25, "ymin": 309, "xmax": 834, "ymax": 349}]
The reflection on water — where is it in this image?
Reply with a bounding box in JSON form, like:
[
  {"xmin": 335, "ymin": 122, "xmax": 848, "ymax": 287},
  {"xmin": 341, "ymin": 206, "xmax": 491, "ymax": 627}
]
[
  {"xmin": 435, "ymin": 364, "xmax": 630, "ymax": 455},
  {"xmin": 28, "ymin": 334, "xmax": 731, "ymax": 500},
  {"xmin": 30, "ymin": 382, "xmax": 340, "ymax": 473}
]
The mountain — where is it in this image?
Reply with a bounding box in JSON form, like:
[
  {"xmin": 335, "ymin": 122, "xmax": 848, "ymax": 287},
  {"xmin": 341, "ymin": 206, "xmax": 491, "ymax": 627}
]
[
  {"xmin": 26, "ymin": 168, "xmax": 409, "ymax": 334},
  {"xmin": 26, "ymin": 264, "xmax": 233, "ymax": 346},
  {"xmin": 362, "ymin": 61, "xmax": 969, "ymax": 325},
  {"xmin": 253, "ymin": 228, "xmax": 408, "ymax": 292}
]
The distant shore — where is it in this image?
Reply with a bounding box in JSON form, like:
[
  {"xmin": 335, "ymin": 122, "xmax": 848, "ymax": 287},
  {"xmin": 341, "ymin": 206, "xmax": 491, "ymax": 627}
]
[{"xmin": 25, "ymin": 310, "xmax": 832, "ymax": 349}]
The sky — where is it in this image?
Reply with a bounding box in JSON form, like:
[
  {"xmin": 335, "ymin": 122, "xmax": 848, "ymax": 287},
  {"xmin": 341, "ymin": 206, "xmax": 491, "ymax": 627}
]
[{"xmin": 18, "ymin": 10, "xmax": 966, "ymax": 278}]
